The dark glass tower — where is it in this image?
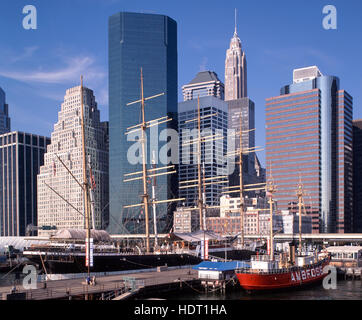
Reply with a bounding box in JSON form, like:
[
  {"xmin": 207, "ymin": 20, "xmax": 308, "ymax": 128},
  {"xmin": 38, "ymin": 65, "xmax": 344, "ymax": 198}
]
[
  {"xmin": 0, "ymin": 131, "xmax": 50, "ymax": 236},
  {"xmin": 0, "ymin": 87, "xmax": 10, "ymax": 134},
  {"xmin": 108, "ymin": 12, "xmax": 178, "ymax": 235}
]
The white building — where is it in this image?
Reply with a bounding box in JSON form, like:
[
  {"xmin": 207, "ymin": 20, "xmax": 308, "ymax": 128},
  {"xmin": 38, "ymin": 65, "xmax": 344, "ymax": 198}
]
[
  {"xmin": 37, "ymin": 85, "xmax": 108, "ymax": 235},
  {"xmin": 220, "ymin": 195, "xmax": 269, "ymax": 217},
  {"xmin": 224, "ymin": 17, "xmax": 247, "ymax": 100},
  {"xmin": 280, "ymin": 210, "xmax": 313, "ymax": 234}
]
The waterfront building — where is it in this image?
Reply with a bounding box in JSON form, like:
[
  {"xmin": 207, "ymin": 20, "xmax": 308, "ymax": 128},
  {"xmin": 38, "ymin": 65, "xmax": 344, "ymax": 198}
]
[
  {"xmin": 37, "ymin": 85, "xmax": 109, "ymax": 235},
  {"xmin": 108, "ymin": 12, "xmax": 178, "ymax": 235},
  {"xmin": 219, "ymin": 195, "xmax": 269, "ymax": 217},
  {"xmin": 206, "ymin": 209, "xmax": 283, "ymax": 236},
  {"xmin": 353, "ymin": 119, "xmax": 362, "ymax": 232},
  {"xmin": 173, "ymin": 206, "xmax": 219, "ymax": 233},
  {"xmin": 265, "ymin": 66, "xmax": 353, "ymax": 233},
  {"xmin": 0, "ymin": 87, "xmax": 10, "ymax": 134},
  {"xmin": 179, "ymin": 72, "xmax": 228, "ymax": 207},
  {"xmin": 0, "ymin": 131, "xmax": 50, "ymax": 236}
]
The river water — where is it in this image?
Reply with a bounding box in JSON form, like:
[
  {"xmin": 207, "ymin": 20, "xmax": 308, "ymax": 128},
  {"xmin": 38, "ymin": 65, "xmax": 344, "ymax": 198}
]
[{"xmin": 159, "ymin": 280, "xmax": 362, "ymax": 300}]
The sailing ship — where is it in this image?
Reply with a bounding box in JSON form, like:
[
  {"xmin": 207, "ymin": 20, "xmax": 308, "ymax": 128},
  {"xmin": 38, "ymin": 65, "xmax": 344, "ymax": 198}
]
[
  {"xmin": 23, "ymin": 72, "xmax": 231, "ymax": 275},
  {"xmin": 235, "ymin": 178, "xmax": 331, "ymax": 291}
]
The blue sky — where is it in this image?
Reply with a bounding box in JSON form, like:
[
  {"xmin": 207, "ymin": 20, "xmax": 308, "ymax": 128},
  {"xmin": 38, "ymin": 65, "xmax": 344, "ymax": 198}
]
[{"xmin": 0, "ymin": 0, "xmax": 361, "ymax": 166}]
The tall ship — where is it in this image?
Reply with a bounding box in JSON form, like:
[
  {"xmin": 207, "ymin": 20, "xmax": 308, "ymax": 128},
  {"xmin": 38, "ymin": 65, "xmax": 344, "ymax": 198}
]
[
  {"xmin": 235, "ymin": 178, "xmax": 331, "ymax": 292},
  {"xmin": 23, "ymin": 72, "xmax": 252, "ymax": 275}
]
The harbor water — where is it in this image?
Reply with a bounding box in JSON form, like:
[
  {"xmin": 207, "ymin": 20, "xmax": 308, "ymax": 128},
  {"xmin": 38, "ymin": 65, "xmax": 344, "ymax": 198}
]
[{"xmin": 155, "ymin": 280, "xmax": 362, "ymax": 300}]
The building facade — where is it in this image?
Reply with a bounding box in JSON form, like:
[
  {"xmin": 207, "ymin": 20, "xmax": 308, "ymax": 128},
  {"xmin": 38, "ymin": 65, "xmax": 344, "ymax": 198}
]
[
  {"xmin": 108, "ymin": 12, "xmax": 178, "ymax": 235},
  {"xmin": 178, "ymin": 72, "xmax": 228, "ymax": 207},
  {"xmin": 266, "ymin": 66, "xmax": 353, "ymax": 233},
  {"xmin": 206, "ymin": 210, "xmax": 283, "ymax": 236},
  {"xmin": 353, "ymin": 120, "xmax": 362, "ymax": 232},
  {"xmin": 227, "ymin": 97, "xmax": 264, "ymax": 193},
  {"xmin": 0, "ymin": 87, "xmax": 10, "ymax": 134},
  {"xmin": 220, "ymin": 195, "xmax": 269, "ymax": 217},
  {"xmin": 37, "ymin": 85, "xmax": 109, "ymax": 235},
  {"xmin": 182, "ymin": 71, "xmax": 224, "ymax": 101},
  {"xmin": 0, "ymin": 131, "xmax": 50, "ymax": 236}
]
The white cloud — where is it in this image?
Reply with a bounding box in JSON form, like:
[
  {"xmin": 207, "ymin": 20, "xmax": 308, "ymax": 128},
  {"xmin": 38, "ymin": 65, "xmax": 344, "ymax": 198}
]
[
  {"xmin": 10, "ymin": 46, "xmax": 39, "ymax": 63},
  {"xmin": 0, "ymin": 56, "xmax": 106, "ymax": 84}
]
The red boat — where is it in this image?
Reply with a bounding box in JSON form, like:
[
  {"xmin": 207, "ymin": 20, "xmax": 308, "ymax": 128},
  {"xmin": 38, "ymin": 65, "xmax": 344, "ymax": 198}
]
[{"xmin": 235, "ymin": 254, "xmax": 330, "ymax": 291}]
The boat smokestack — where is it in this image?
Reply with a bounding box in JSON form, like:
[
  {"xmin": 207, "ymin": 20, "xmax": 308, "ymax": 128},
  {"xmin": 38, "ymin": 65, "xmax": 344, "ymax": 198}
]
[{"xmin": 289, "ymin": 241, "xmax": 296, "ymax": 265}]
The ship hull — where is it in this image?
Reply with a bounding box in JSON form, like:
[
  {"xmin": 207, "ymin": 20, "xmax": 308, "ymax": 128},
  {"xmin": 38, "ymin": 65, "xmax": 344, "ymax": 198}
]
[
  {"xmin": 24, "ymin": 249, "xmax": 253, "ymax": 274},
  {"xmin": 235, "ymin": 258, "xmax": 330, "ymax": 291}
]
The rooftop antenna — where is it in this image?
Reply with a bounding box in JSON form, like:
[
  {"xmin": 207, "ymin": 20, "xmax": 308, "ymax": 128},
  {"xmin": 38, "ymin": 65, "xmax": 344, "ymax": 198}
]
[{"xmin": 234, "ymin": 8, "xmax": 237, "ymax": 35}]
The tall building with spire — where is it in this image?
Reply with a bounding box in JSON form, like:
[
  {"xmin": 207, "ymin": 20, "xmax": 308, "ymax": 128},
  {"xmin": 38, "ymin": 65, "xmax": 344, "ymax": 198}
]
[
  {"xmin": 224, "ymin": 10, "xmax": 247, "ymax": 101},
  {"xmin": 37, "ymin": 85, "xmax": 109, "ymax": 235}
]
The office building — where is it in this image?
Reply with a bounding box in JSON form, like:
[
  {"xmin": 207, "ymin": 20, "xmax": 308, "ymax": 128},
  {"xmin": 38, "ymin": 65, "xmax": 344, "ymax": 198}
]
[
  {"xmin": 265, "ymin": 66, "xmax": 353, "ymax": 233},
  {"xmin": 224, "ymin": 20, "xmax": 264, "ymax": 192},
  {"xmin": 0, "ymin": 87, "xmax": 10, "ymax": 134},
  {"xmin": 182, "ymin": 71, "xmax": 224, "ymax": 101},
  {"xmin": 179, "ymin": 71, "xmax": 228, "ymax": 207},
  {"xmin": 0, "ymin": 131, "xmax": 50, "ymax": 236},
  {"xmin": 37, "ymin": 85, "xmax": 109, "ymax": 235},
  {"xmin": 353, "ymin": 120, "xmax": 362, "ymax": 232},
  {"xmin": 108, "ymin": 12, "xmax": 178, "ymax": 234}
]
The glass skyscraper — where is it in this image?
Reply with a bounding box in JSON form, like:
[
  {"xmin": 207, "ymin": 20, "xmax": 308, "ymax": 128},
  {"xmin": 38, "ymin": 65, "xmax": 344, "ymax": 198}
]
[
  {"xmin": 266, "ymin": 66, "xmax": 353, "ymax": 233},
  {"xmin": 0, "ymin": 87, "xmax": 10, "ymax": 134},
  {"xmin": 108, "ymin": 12, "xmax": 178, "ymax": 235},
  {"xmin": 178, "ymin": 72, "xmax": 228, "ymax": 208},
  {"xmin": 0, "ymin": 131, "xmax": 50, "ymax": 236}
]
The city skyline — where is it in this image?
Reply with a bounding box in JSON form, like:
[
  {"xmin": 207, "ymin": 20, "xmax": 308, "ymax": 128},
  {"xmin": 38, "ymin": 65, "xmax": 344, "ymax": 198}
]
[{"xmin": 1, "ymin": 0, "xmax": 361, "ymax": 166}]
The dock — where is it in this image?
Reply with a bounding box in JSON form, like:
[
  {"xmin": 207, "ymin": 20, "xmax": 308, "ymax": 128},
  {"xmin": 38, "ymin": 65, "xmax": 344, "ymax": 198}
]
[{"xmin": 0, "ymin": 267, "xmax": 199, "ymax": 300}]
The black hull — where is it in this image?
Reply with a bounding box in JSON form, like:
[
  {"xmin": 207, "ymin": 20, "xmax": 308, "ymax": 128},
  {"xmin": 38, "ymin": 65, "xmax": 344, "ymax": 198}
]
[{"xmin": 25, "ymin": 249, "xmax": 253, "ymax": 274}]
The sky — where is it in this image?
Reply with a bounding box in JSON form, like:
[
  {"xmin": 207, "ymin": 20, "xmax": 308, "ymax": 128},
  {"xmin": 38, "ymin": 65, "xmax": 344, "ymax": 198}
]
[{"xmin": 0, "ymin": 0, "xmax": 361, "ymax": 166}]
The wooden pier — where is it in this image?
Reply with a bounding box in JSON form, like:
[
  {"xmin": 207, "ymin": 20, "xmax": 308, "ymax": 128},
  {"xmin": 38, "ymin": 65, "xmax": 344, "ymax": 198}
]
[{"xmin": 0, "ymin": 267, "xmax": 199, "ymax": 300}]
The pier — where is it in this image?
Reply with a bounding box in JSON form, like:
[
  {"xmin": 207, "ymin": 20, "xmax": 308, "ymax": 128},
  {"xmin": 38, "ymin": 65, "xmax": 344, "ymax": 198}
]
[{"xmin": 0, "ymin": 267, "xmax": 199, "ymax": 300}]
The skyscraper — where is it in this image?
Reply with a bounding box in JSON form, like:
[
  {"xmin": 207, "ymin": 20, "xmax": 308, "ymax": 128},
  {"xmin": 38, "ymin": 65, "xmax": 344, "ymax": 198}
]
[
  {"xmin": 0, "ymin": 87, "xmax": 10, "ymax": 134},
  {"xmin": 266, "ymin": 66, "xmax": 353, "ymax": 233},
  {"xmin": 224, "ymin": 15, "xmax": 263, "ymax": 193},
  {"xmin": 224, "ymin": 12, "xmax": 247, "ymax": 101},
  {"xmin": 178, "ymin": 71, "xmax": 228, "ymax": 207},
  {"xmin": 37, "ymin": 85, "xmax": 109, "ymax": 235},
  {"xmin": 108, "ymin": 12, "xmax": 178, "ymax": 235},
  {"xmin": 0, "ymin": 131, "xmax": 50, "ymax": 236},
  {"xmin": 353, "ymin": 119, "xmax": 362, "ymax": 232}
]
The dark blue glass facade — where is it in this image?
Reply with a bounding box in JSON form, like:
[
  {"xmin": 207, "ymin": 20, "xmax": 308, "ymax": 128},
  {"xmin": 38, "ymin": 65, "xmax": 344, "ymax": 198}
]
[
  {"xmin": 108, "ymin": 12, "xmax": 178, "ymax": 234},
  {"xmin": 0, "ymin": 87, "xmax": 10, "ymax": 134},
  {"xmin": 0, "ymin": 131, "xmax": 50, "ymax": 236}
]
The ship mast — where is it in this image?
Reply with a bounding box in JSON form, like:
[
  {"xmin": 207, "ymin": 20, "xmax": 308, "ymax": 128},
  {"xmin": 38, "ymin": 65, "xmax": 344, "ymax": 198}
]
[
  {"xmin": 179, "ymin": 97, "xmax": 228, "ymax": 231},
  {"xmin": 238, "ymin": 114, "xmax": 244, "ymax": 247},
  {"xmin": 196, "ymin": 97, "xmax": 206, "ymax": 230},
  {"xmin": 266, "ymin": 169, "xmax": 276, "ymax": 261},
  {"xmin": 80, "ymin": 76, "xmax": 91, "ymax": 279},
  {"xmin": 296, "ymin": 176, "xmax": 305, "ymax": 254},
  {"xmin": 124, "ymin": 68, "xmax": 184, "ymax": 253}
]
